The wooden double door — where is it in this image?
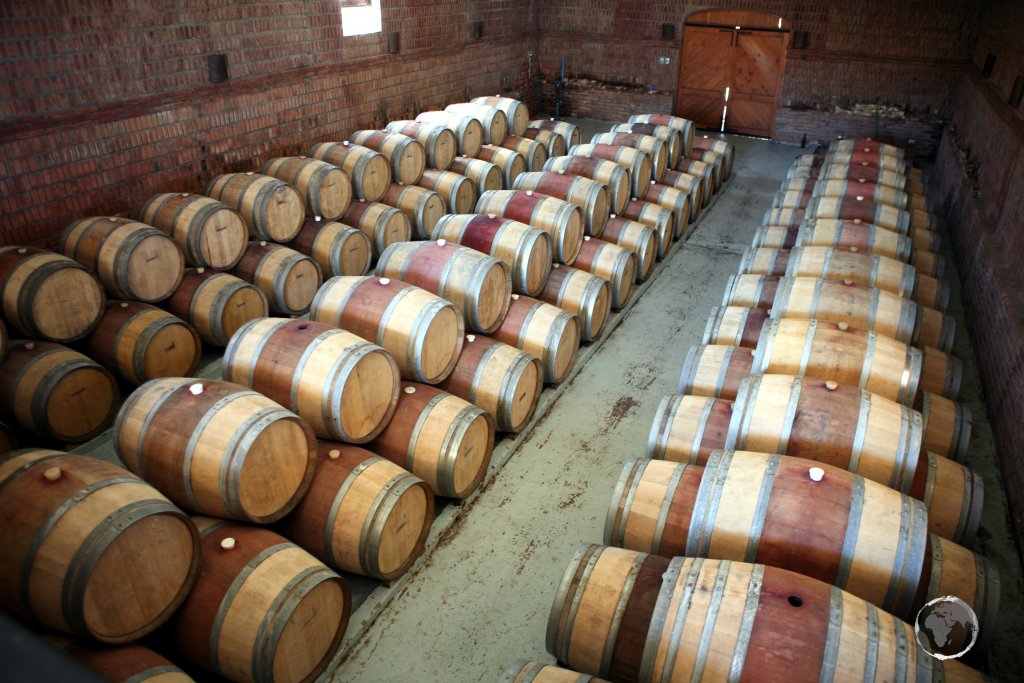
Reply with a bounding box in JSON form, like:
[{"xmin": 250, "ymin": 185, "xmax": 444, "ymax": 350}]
[{"xmin": 675, "ymin": 25, "xmax": 787, "ymax": 138}]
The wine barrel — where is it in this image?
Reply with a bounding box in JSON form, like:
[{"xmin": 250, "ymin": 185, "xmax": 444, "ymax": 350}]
[
  {"xmin": 224, "ymin": 318, "xmax": 399, "ymax": 443},
  {"xmin": 492, "ymin": 294, "xmax": 580, "ymax": 384},
  {"xmin": 0, "ymin": 246, "xmax": 105, "ymax": 342},
  {"xmin": 831, "ymin": 138, "xmax": 906, "ymax": 160},
  {"xmin": 917, "ymin": 391, "xmax": 971, "ymax": 461},
  {"xmin": 376, "ymin": 240, "xmax": 512, "ymax": 334},
  {"xmin": 205, "ymin": 172, "xmax": 305, "ymax": 242},
  {"xmin": 543, "ymin": 155, "xmax": 631, "ymax": 215},
  {"xmin": 368, "ymin": 382, "xmax": 494, "ymax": 499},
  {"xmin": 602, "ymin": 216, "xmax": 657, "ymax": 282},
  {"xmin": 687, "ymin": 149, "xmax": 725, "ymax": 188},
  {"xmin": 540, "ymin": 264, "xmax": 612, "ymax": 343},
  {"xmin": 654, "ymin": 171, "xmax": 703, "ymax": 223},
  {"xmin": 771, "ymin": 188, "xmax": 815, "ymax": 210},
  {"xmin": 261, "ymin": 156, "xmax": 352, "ymax": 220},
  {"xmin": 0, "ymin": 450, "xmax": 199, "ymax": 643},
  {"xmin": 825, "ymin": 149, "xmax": 904, "ymax": 171},
  {"xmin": 763, "ymin": 206, "xmax": 805, "ymax": 227},
  {"xmin": 702, "ymin": 306, "xmax": 770, "ymax": 347},
  {"xmin": 275, "ymin": 443, "xmax": 434, "ymax": 581},
  {"xmin": 573, "ymin": 236, "xmax": 636, "ymax": 311},
  {"xmin": 569, "ymin": 143, "xmax": 652, "ymax": 198},
  {"xmin": 476, "ymin": 190, "xmax": 585, "ymax": 265},
  {"xmin": 417, "ymin": 168, "xmax": 477, "ymax": 214},
  {"xmin": 922, "ymin": 534, "xmax": 1000, "ymax": 654},
  {"xmin": 761, "ymin": 218, "xmax": 913, "ymax": 262},
  {"xmin": 528, "ymin": 118, "xmax": 581, "ymax": 148},
  {"xmin": 86, "ymin": 301, "xmax": 201, "ymax": 385},
  {"xmin": 162, "ymin": 268, "xmax": 268, "ymax": 347},
  {"xmin": 170, "ymin": 518, "xmax": 348, "ymax": 683},
  {"xmin": 0, "ymin": 341, "xmax": 118, "ymax": 443},
  {"xmin": 912, "ymin": 246, "xmax": 945, "ymax": 279},
  {"xmin": 445, "ymin": 102, "xmax": 508, "ymax": 145},
  {"xmin": 60, "ymin": 216, "xmax": 184, "ymax": 302},
  {"xmin": 677, "ymin": 344, "xmax": 755, "ymax": 399},
  {"xmin": 385, "ymin": 120, "xmax": 458, "ymax": 170},
  {"xmin": 590, "ymin": 133, "xmax": 667, "ymax": 182},
  {"xmin": 290, "ymin": 217, "xmax": 372, "ymax": 277},
  {"xmin": 449, "ymin": 156, "xmax": 503, "ymax": 194},
  {"xmin": 641, "ymin": 182, "xmax": 690, "ymax": 238},
  {"xmin": 471, "ymin": 96, "xmax": 529, "ymax": 136},
  {"xmin": 231, "ymin": 241, "xmax": 322, "ymax": 315},
  {"xmin": 137, "ymin": 192, "xmax": 248, "ymax": 269},
  {"xmin": 720, "ymin": 274, "xmax": 781, "ymax": 309},
  {"xmin": 621, "ymin": 200, "xmax": 674, "ymax": 258},
  {"xmin": 57, "ymin": 641, "xmax": 193, "ymax": 682},
  {"xmin": 477, "ymin": 145, "xmax": 527, "ymax": 189},
  {"xmin": 628, "ymin": 113, "xmax": 695, "ymax": 153},
  {"xmin": 432, "ymin": 213, "xmax": 553, "ymax": 297},
  {"xmin": 381, "ymin": 183, "xmax": 445, "ymax": 239},
  {"xmin": 805, "ymin": 195, "xmax": 911, "ymax": 233},
  {"xmin": 436, "ymin": 333, "xmax": 543, "ymax": 433},
  {"xmin": 909, "ymin": 451, "xmax": 983, "ymax": 546},
  {"xmin": 416, "ymin": 111, "xmax": 485, "ymax": 158},
  {"xmin": 114, "ymin": 377, "xmax": 317, "ymax": 522},
  {"xmin": 501, "ymin": 135, "xmax": 547, "ymax": 172},
  {"xmin": 921, "ymin": 344, "xmax": 962, "ymax": 399},
  {"xmin": 611, "ymin": 123, "xmax": 684, "ymax": 169},
  {"xmin": 513, "ymin": 170, "xmax": 611, "ymax": 237},
  {"xmin": 523, "ymin": 128, "xmax": 567, "ymax": 158},
  {"xmin": 677, "ymin": 158, "xmax": 716, "ymax": 199},
  {"xmin": 812, "ymin": 178, "xmax": 909, "ymax": 210},
  {"xmin": 691, "ymin": 135, "xmax": 735, "ymax": 178},
  {"xmin": 306, "ymin": 141, "xmax": 392, "ymax": 202},
  {"xmin": 310, "ymin": 275, "xmax": 463, "ymax": 384},
  {"xmin": 646, "ymin": 394, "xmax": 733, "ymax": 463},
  {"xmin": 606, "ymin": 452, "xmax": 928, "ymax": 618},
  {"xmin": 789, "ymin": 160, "xmax": 907, "ymax": 190},
  {"xmin": 502, "ymin": 660, "xmax": 608, "ymax": 683},
  {"xmin": 349, "ymin": 130, "xmax": 426, "ymax": 185},
  {"xmin": 340, "ymin": 199, "xmax": 412, "ymax": 256}
]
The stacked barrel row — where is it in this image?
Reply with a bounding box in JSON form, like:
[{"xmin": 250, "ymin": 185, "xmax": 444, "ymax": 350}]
[{"xmin": 535, "ymin": 140, "xmax": 993, "ymax": 682}]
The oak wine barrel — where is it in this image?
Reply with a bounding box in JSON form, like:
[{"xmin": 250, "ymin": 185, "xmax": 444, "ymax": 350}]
[
  {"xmin": 646, "ymin": 394, "xmax": 734, "ymax": 463},
  {"xmin": 676, "ymin": 158, "xmax": 716, "ymax": 199},
  {"xmin": 417, "ymin": 168, "xmax": 477, "ymax": 214},
  {"xmin": 701, "ymin": 305, "xmax": 770, "ymax": 348},
  {"xmin": 136, "ymin": 192, "xmax": 248, "ymax": 269},
  {"xmin": 162, "ymin": 268, "xmax": 268, "ymax": 347},
  {"xmin": 590, "ymin": 133, "xmax": 667, "ymax": 182},
  {"xmin": 922, "ymin": 534, "xmax": 1000, "ymax": 653},
  {"xmin": 289, "ymin": 216, "xmax": 373, "ymax": 277},
  {"xmin": 231, "ymin": 241, "xmax": 322, "ymax": 316},
  {"xmin": 445, "ymin": 102, "xmax": 508, "ymax": 145},
  {"xmin": 261, "ymin": 156, "xmax": 353, "ymax": 220},
  {"xmin": 385, "ymin": 120, "xmax": 458, "ymax": 170},
  {"xmin": 381, "ymin": 182, "xmax": 445, "ymax": 239},
  {"xmin": 641, "ymin": 182, "xmax": 690, "ymax": 238},
  {"xmin": 54, "ymin": 641, "xmax": 194, "ymax": 682},
  {"xmin": 627, "ymin": 113, "xmax": 695, "ymax": 155},
  {"xmin": 449, "ymin": 156, "xmax": 503, "ymax": 194},
  {"xmin": 805, "ymin": 195, "xmax": 911, "ymax": 233},
  {"xmin": 602, "ymin": 216, "xmax": 657, "ymax": 282},
  {"xmin": 830, "ymin": 138, "xmax": 906, "ymax": 160},
  {"xmin": 677, "ymin": 343, "xmax": 755, "ymax": 399},
  {"xmin": 540, "ymin": 264, "xmax": 612, "ymax": 343},
  {"xmin": 513, "ymin": 170, "xmax": 611, "ymax": 237},
  {"xmin": 528, "ymin": 118, "xmax": 581, "ymax": 148},
  {"xmin": 573, "ymin": 236, "xmax": 636, "ymax": 311},
  {"xmin": 610, "ymin": 122, "xmax": 684, "ymax": 168},
  {"xmin": 492, "ymin": 294, "xmax": 580, "ymax": 384},
  {"xmin": 339, "ymin": 199, "xmax": 412, "ymax": 256},
  {"xmin": 349, "ymin": 130, "xmax": 426, "ymax": 185},
  {"xmin": 476, "ymin": 190, "xmax": 585, "ymax": 265},
  {"xmin": 621, "ymin": 200, "xmax": 674, "ymax": 258},
  {"xmin": 691, "ymin": 135, "xmax": 735, "ymax": 178},
  {"xmin": 917, "ymin": 390, "xmax": 972, "ymax": 462},
  {"xmin": 523, "ymin": 128, "xmax": 567, "ymax": 158},
  {"xmin": 306, "ymin": 141, "xmax": 392, "ymax": 203},
  {"xmin": 569, "ymin": 143, "xmax": 652, "ymax": 198},
  {"xmin": 477, "ymin": 144, "xmax": 527, "ymax": 189},
  {"xmin": 543, "ymin": 155, "xmax": 631, "ymax": 215},
  {"xmin": 502, "ymin": 660, "xmax": 608, "ymax": 683},
  {"xmin": 471, "ymin": 96, "xmax": 529, "ymax": 136},
  {"xmin": 662, "ymin": 169, "xmax": 706, "ymax": 217},
  {"xmin": 205, "ymin": 172, "xmax": 305, "ymax": 242},
  {"xmin": 415, "ymin": 111, "xmax": 485, "ymax": 158},
  {"xmin": 501, "ymin": 135, "xmax": 547, "ymax": 172}
]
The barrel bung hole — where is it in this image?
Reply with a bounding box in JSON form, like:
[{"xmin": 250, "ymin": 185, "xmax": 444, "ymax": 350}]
[
  {"xmin": 297, "ymin": 323, "xmax": 308, "ymax": 330},
  {"xmin": 788, "ymin": 595, "xmax": 804, "ymax": 608}
]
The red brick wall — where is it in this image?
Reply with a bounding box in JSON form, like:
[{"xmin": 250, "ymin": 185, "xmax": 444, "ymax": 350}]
[{"xmin": 0, "ymin": 0, "xmax": 538, "ymax": 245}]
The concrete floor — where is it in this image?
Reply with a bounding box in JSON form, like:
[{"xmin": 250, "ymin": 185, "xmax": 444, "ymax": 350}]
[{"xmin": 328, "ymin": 123, "xmax": 1023, "ymax": 682}]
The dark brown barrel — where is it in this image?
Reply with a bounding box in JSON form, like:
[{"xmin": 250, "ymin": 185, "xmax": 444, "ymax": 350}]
[
  {"xmin": 0, "ymin": 449, "xmax": 199, "ymax": 643},
  {"xmin": 136, "ymin": 192, "xmax": 248, "ymax": 269},
  {"xmin": 445, "ymin": 102, "xmax": 508, "ymax": 145},
  {"xmin": 622, "ymin": 200, "xmax": 674, "ymax": 258},
  {"xmin": 162, "ymin": 268, "xmax": 269, "ymax": 347},
  {"xmin": 59, "ymin": 641, "xmax": 193, "ymax": 682},
  {"xmin": 0, "ymin": 246, "xmax": 105, "ymax": 342},
  {"xmin": 382, "ymin": 182, "xmax": 446, "ymax": 239},
  {"xmin": 114, "ymin": 377, "xmax": 317, "ymax": 523},
  {"xmin": 60, "ymin": 216, "xmax": 185, "ymax": 302},
  {"xmin": 677, "ymin": 344, "xmax": 755, "ymax": 398},
  {"xmin": 385, "ymin": 120, "xmax": 458, "ymax": 170},
  {"xmin": 492, "ymin": 294, "xmax": 581, "ymax": 384},
  {"xmin": 290, "ymin": 216, "xmax": 373, "ymax": 277},
  {"xmin": 573, "ymin": 236, "xmax": 636, "ymax": 311},
  {"xmin": 449, "ymin": 156, "xmax": 504, "ymax": 194},
  {"xmin": 477, "ymin": 144, "xmax": 527, "ymax": 189},
  {"xmin": 86, "ymin": 300, "xmax": 201, "ymax": 385},
  {"xmin": 416, "ymin": 111, "xmax": 485, "ymax": 158},
  {"xmin": 417, "ymin": 168, "xmax": 478, "ymax": 214},
  {"xmin": 339, "ymin": 199, "xmax": 412, "ymax": 256},
  {"xmin": 502, "ymin": 135, "xmax": 548, "ymax": 172},
  {"xmin": 368, "ymin": 382, "xmax": 495, "ymax": 499},
  {"xmin": 476, "ymin": 190, "xmax": 585, "ymax": 265},
  {"xmin": 528, "ymin": 118, "xmax": 582, "ymax": 148},
  {"xmin": 543, "ymin": 155, "xmax": 631, "ymax": 215},
  {"xmin": 540, "ymin": 264, "xmax": 612, "ymax": 343},
  {"xmin": 306, "ymin": 141, "xmax": 392, "ymax": 202},
  {"xmin": 231, "ymin": 241, "xmax": 323, "ymax": 315},
  {"xmin": 0, "ymin": 341, "xmax": 118, "ymax": 443},
  {"xmin": 170, "ymin": 518, "xmax": 348, "ymax": 683},
  {"xmin": 646, "ymin": 394, "xmax": 734, "ymax": 463},
  {"xmin": 513, "ymin": 170, "xmax": 611, "ymax": 237},
  {"xmin": 261, "ymin": 156, "xmax": 353, "ymax": 220},
  {"xmin": 471, "ymin": 96, "xmax": 529, "ymax": 136},
  {"xmin": 205, "ymin": 172, "xmax": 305, "ymax": 242},
  {"xmin": 349, "ymin": 130, "xmax": 426, "ymax": 185},
  {"xmin": 0, "ymin": 419, "xmax": 14, "ymax": 454},
  {"xmin": 701, "ymin": 306, "xmax": 770, "ymax": 348},
  {"xmin": 223, "ymin": 318, "xmax": 400, "ymax": 444},
  {"xmin": 569, "ymin": 143, "xmax": 652, "ymax": 198},
  {"xmin": 275, "ymin": 443, "xmax": 434, "ymax": 581},
  {"xmin": 602, "ymin": 216, "xmax": 657, "ymax": 282},
  {"xmin": 523, "ymin": 128, "xmax": 567, "ymax": 158}
]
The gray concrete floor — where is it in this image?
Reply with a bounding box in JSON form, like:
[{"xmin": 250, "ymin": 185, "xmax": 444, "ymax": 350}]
[{"xmin": 328, "ymin": 123, "xmax": 1022, "ymax": 682}]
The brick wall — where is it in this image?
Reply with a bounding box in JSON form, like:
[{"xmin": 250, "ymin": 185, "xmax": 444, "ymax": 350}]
[{"xmin": 0, "ymin": 0, "xmax": 538, "ymax": 246}]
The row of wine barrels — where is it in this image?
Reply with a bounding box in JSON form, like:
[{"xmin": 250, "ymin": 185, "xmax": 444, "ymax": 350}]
[
  {"xmin": 523, "ymin": 127, "xmax": 567, "ymax": 158},
  {"xmin": 206, "ymin": 172, "xmax": 305, "ymax": 242},
  {"xmin": 291, "ymin": 216, "xmax": 373, "ymax": 277},
  {"xmin": 417, "ymin": 111, "xmax": 485, "ymax": 158},
  {"xmin": 137, "ymin": 192, "xmax": 248, "ymax": 269},
  {"xmin": 513, "ymin": 171, "xmax": 610, "ymax": 237},
  {"xmin": 787, "ymin": 157, "xmax": 908, "ymax": 191},
  {"xmin": 752, "ymin": 219, "xmax": 913, "ymax": 264},
  {"xmin": 450, "ymin": 156, "xmax": 503, "ymax": 194},
  {"xmin": 543, "ymin": 155, "xmax": 631, "ymax": 216},
  {"xmin": 541, "ymin": 265, "xmax": 611, "ymax": 343},
  {"xmin": 611, "ymin": 122, "xmax": 683, "ymax": 168},
  {"xmin": 569, "ymin": 143, "xmax": 652, "ymax": 198},
  {"xmin": 308, "ymin": 141, "xmax": 392, "ymax": 203},
  {"xmin": 477, "ymin": 144, "xmax": 526, "ymax": 189},
  {"xmin": 385, "ymin": 120, "xmax": 458, "ymax": 171},
  {"xmin": 261, "ymin": 156, "xmax": 353, "ymax": 220},
  {"xmin": 477, "ymin": 190, "xmax": 585, "ymax": 265}
]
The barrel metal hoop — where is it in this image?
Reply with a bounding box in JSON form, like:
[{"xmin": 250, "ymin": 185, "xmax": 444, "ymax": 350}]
[
  {"xmin": 652, "ymin": 463, "xmax": 685, "ymax": 555},
  {"xmin": 892, "ymin": 617, "xmax": 910, "ymax": 683},
  {"xmin": 689, "ymin": 560, "xmax": 733, "ymax": 682},
  {"xmin": 860, "ymin": 331, "xmax": 878, "ymax": 393},
  {"xmin": 725, "ymin": 377, "xmax": 754, "ymax": 451},
  {"xmin": 797, "ymin": 319, "xmax": 818, "ymax": 376},
  {"xmin": 817, "ymin": 586, "xmax": 845, "ymax": 683},
  {"xmin": 848, "ymin": 391, "xmax": 871, "ymax": 476},
  {"xmin": 835, "ymin": 476, "xmax": 865, "ymax": 590},
  {"xmin": 862, "ymin": 603, "xmax": 881, "ymax": 683},
  {"xmin": 881, "ymin": 496, "xmax": 913, "ymax": 614},
  {"xmin": 123, "ymin": 666, "xmax": 182, "ymax": 683},
  {"xmin": 645, "ymin": 395, "xmax": 674, "ymax": 460},
  {"xmin": 710, "ymin": 346, "xmax": 735, "ymax": 398},
  {"xmin": 436, "ymin": 406, "xmax": 481, "ymax": 498},
  {"xmin": 727, "ymin": 563, "xmax": 764, "ymax": 682},
  {"xmin": 547, "ymin": 545, "xmax": 600, "ymax": 664},
  {"xmin": 660, "ymin": 558, "xmax": 709, "ymax": 683},
  {"xmin": 221, "ymin": 406, "xmax": 293, "ymax": 519},
  {"xmin": 406, "ymin": 393, "xmax": 447, "ymax": 476},
  {"xmin": 777, "ymin": 376, "xmax": 803, "ymax": 454},
  {"xmin": 744, "ymin": 454, "xmax": 780, "ymax": 563},
  {"xmin": 686, "ymin": 450, "xmax": 731, "ymax": 557},
  {"xmin": 249, "ymin": 177, "xmax": 278, "ymax": 238},
  {"xmin": 677, "ymin": 345, "xmax": 701, "ymax": 395}
]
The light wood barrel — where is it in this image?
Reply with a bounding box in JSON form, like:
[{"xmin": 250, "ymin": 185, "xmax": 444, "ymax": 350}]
[
  {"xmin": 812, "ymin": 178, "xmax": 909, "ymax": 209},
  {"xmin": 574, "ymin": 236, "xmax": 636, "ymax": 311},
  {"xmin": 162, "ymin": 268, "xmax": 268, "ymax": 347},
  {"xmin": 622, "ymin": 200, "xmax": 674, "ymax": 258},
  {"xmin": 540, "ymin": 264, "xmax": 612, "ymax": 343},
  {"xmin": 376, "ymin": 240, "xmax": 512, "ymax": 334},
  {"xmin": 416, "ymin": 111, "xmax": 485, "ymax": 158},
  {"xmin": 261, "ymin": 156, "xmax": 352, "ymax": 220},
  {"xmin": 917, "ymin": 391, "xmax": 971, "ymax": 461},
  {"xmin": 676, "ymin": 159, "xmax": 716, "ymax": 200},
  {"xmin": 660, "ymin": 170, "xmax": 703, "ymax": 221},
  {"xmin": 114, "ymin": 377, "xmax": 317, "ymax": 522},
  {"xmin": 831, "ymin": 139, "xmax": 906, "ymax": 160},
  {"xmin": 476, "ymin": 190, "xmax": 585, "ymax": 265},
  {"xmin": 432, "ymin": 213, "xmax": 553, "ymax": 297},
  {"xmin": 805, "ymin": 195, "xmax": 911, "ymax": 233},
  {"xmin": 492, "ymin": 294, "xmax": 580, "ymax": 384},
  {"xmin": 205, "ymin": 172, "xmax": 305, "ymax": 242},
  {"xmin": 417, "ymin": 168, "xmax": 477, "ymax": 214},
  {"xmin": 502, "ymin": 660, "xmax": 608, "ymax": 683},
  {"xmin": 922, "ymin": 534, "xmax": 1000, "ymax": 654},
  {"xmin": 382, "ymin": 183, "xmax": 445, "ymax": 239},
  {"xmin": 385, "ymin": 120, "xmax": 458, "ymax": 170},
  {"xmin": 642, "ymin": 183, "xmax": 690, "ymax": 238},
  {"xmin": 0, "ymin": 246, "xmax": 105, "ymax": 342},
  {"xmin": 170, "ymin": 518, "xmax": 348, "ymax": 683},
  {"xmin": 223, "ymin": 318, "xmax": 399, "ymax": 443},
  {"xmin": 310, "ymin": 275, "xmax": 463, "ymax": 384},
  {"xmin": 687, "ymin": 149, "xmax": 725, "ymax": 188},
  {"xmin": 646, "ymin": 394, "xmax": 734, "ymax": 463},
  {"xmin": 912, "ymin": 246, "xmax": 945, "ymax": 279},
  {"xmin": 290, "ymin": 217, "xmax": 372, "ymax": 277},
  {"xmin": 449, "ymin": 156, "xmax": 504, "ymax": 194},
  {"xmin": 569, "ymin": 143, "xmax": 652, "ymax": 198},
  {"xmin": 523, "ymin": 128, "xmax": 567, "ymax": 158},
  {"xmin": 349, "ymin": 130, "xmax": 426, "ymax": 185},
  {"xmin": 606, "ymin": 453, "xmax": 928, "ymax": 618},
  {"xmin": 702, "ymin": 306, "xmax": 770, "ymax": 347},
  {"xmin": 137, "ymin": 192, "xmax": 248, "ymax": 269},
  {"xmin": 763, "ymin": 206, "xmax": 806, "ymax": 227},
  {"xmin": 544, "ymin": 155, "xmax": 631, "ymax": 215},
  {"xmin": 591, "ymin": 133, "xmax": 667, "ymax": 182},
  {"xmin": 691, "ymin": 135, "xmax": 735, "ymax": 178},
  {"xmin": 677, "ymin": 344, "xmax": 755, "ymax": 399},
  {"xmin": 628, "ymin": 113, "xmax": 695, "ymax": 155},
  {"xmin": 0, "ymin": 341, "xmax": 118, "ymax": 443},
  {"xmin": 368, "ymin": 382, "xmax": 495, "ymax": 499},
  {"xmin": 471, "ymin": 96, "xmax": 529, "ymax": 136},
  {"xmin": 0, "ymin": 450, "xmax": 199, "ymax": 644},
  {"xmin": 231, "ymin": 241, "xmax": 322, "ymax": 315},
  {"xmin": 720, "ymin": 274, "xmax": 781, "ymax": 309},
  {"xmin": 477, "ymin": 144, "xmax": 527, "ymax": 189},
  {"xmin": 789, "ymin": 161, "xmax": 908, "ymax": 190},
  {"xmin": 340, "ymin": 199, "xmax": 412, "ymax": 256},
  {"xmin": 513, "ymin": 170, "xmax": 611, "ymax": 237},
  {"xmin": 501, "ymin": 135, "xmax": 548, "ymax": 172},
  {"xmin": 445, "ymin": 102, "xmax": 508, "ymax": 145},
  {"xmin": 528, "ymin": 118, "xmax": 582, "ymax": 148},
  {"xmin": 275, "ymin": 443, "xmax": 434, "ymax": 581},
  {"xmin": 796, "ymin": 219, "xmax": 913, "ymax": 262},
  {"xmin": 771, "ymin": 188, "xmax": 815, "ymax": 209},
  {"xmin": 602, "ymin": 216, "xmax": 657, "ymax": 282},
  {"xmin": 306, "ymin": 141, "xmax": 392, "ymax": 202},
  {"xmin": 57, "ymin": 641, "xmax": 194, "ymax": 682},
  {"xmin": 86, "ymin": 301, "xmax": 201, "ymax": 385},
  {"xmin": 921, "ymin": 344, "xmax": 961, "ymax": 399},
  {"xmin": 436, "ymin": 333, "xmax": 543, "ymax": 433},
  {"xmin": 611, "ymin": 123, "xmax": 683, "ymax": 168},
  {"xmin": 909, "ymin": 451, "xmax": 983, "ymax": 546},
  {"xmin": 752, "ymin": 319, "xmax": 921, "ymax": 406},
  {"xmin": 824, "ymin": 149, "xmax": 906, "ymax": 172},
  {"xmin": 60, "ymin": 216, "xmax": 184, "ymax": 302}
]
